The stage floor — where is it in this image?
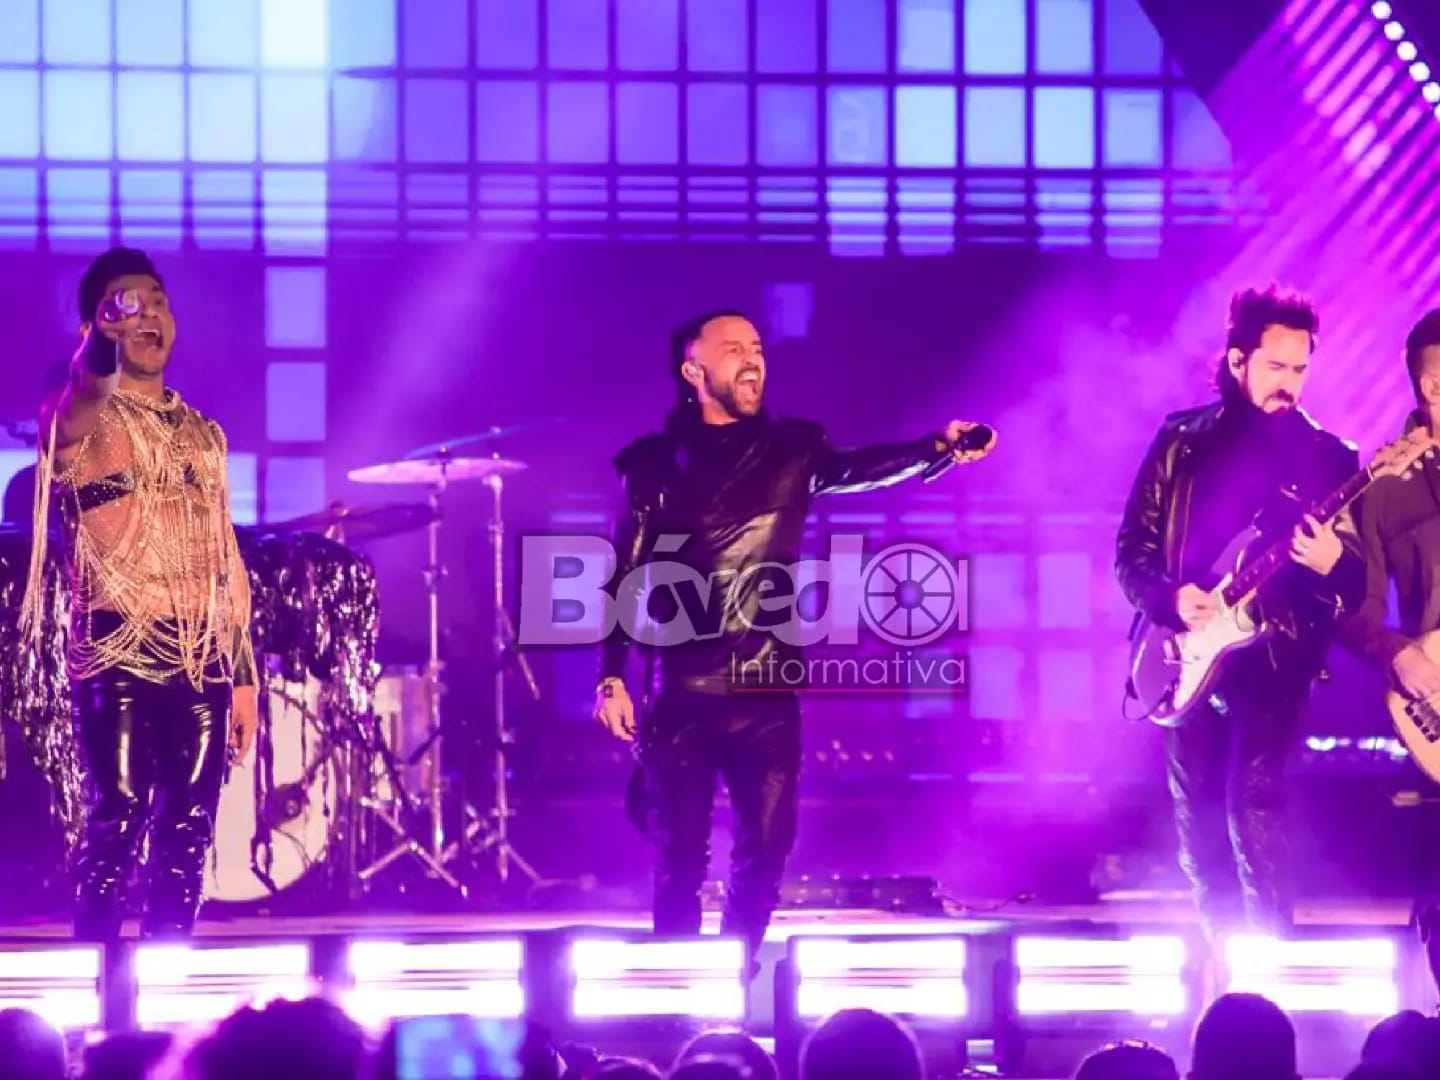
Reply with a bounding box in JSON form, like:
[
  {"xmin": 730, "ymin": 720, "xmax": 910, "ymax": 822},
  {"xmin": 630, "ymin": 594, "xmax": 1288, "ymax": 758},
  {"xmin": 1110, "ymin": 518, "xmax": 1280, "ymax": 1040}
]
[{"xmin": 0, "ymin": 893, "xmax": 1417, "ymax": 938}]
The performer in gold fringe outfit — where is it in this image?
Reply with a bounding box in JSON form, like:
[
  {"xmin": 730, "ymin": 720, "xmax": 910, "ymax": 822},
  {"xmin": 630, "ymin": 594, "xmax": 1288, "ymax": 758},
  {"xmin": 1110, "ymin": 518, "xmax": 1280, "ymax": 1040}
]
[{"xmin": 22, "ymin": 248, "xmax": 258, "ymax": 940}]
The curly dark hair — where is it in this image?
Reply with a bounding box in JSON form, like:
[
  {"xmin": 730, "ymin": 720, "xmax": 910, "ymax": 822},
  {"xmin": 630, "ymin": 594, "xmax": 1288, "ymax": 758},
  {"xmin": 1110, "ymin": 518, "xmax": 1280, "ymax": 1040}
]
[
  {"xmin": 1215, "ymin": 284, "xmax": 1318, "ymax": 402},
  {"xmin": 77, "ymin": 246, "xmax": 164, "ymax": 323}
]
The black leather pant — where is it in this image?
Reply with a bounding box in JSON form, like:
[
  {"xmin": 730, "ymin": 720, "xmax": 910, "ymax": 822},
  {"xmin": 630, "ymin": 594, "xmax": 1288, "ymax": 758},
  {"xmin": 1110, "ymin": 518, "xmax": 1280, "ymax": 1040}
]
[
  {"xmin": 72, "ymin": 664, "xmax": 230, "ymax": 940},
  {"xmin": 1165, "ymin": 658, "xmax": 1308, "ymax": 942},
  {"xmin": 635, "ymin": 690, "xmax": 801, "ymax": 966}
]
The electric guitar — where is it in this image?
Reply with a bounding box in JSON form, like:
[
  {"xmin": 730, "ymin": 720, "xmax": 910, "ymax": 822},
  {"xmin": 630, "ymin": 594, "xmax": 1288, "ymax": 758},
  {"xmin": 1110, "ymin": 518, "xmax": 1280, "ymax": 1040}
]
[
  {"xmin": 1128, "ymin": 428, "xmax": 1436, "ymax": 728},
  {"xmin": 1388, "ymin": 629, "xmax": 1440, "ymax": 784}
]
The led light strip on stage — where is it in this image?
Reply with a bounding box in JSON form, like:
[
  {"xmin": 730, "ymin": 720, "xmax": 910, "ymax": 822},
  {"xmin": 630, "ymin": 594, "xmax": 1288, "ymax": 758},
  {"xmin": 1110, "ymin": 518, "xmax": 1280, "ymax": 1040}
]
[
  {"xmin": 1370, "ymin": 1, "xmax": 1440, "ymax": 119},
  {"xmin": 0, "ymin": 923, "xmax": 1421, "ymax": 1078}
]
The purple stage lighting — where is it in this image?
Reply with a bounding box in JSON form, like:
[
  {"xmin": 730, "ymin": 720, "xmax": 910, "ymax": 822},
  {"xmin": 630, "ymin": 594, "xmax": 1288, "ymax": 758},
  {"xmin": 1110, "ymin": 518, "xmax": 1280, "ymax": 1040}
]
[
  {"xmin": 0, "ymin": 946, "xmax": 102, "ymax": 1032},
  {"xmin": 1224, "ymin": 935, "xmax": 1400, "ymax": 1018},
  {"xmin": 1014, "ymin": 936, "xmax": 1188, "ymax": 1017},
  {"xmin": 567, "ymin": 938, "xmax": 746, "ymax": 1021},
  {"xmin": 133, "ymin": 942, "xmax": 313, "ymax": 1028},
  {"xmin": 790, "ymin": 936, "xmax": 969, "ymax": 1020},
  {"xmin": 343, "ymin": 939, "xmax": 525, "ymax": 1029}
]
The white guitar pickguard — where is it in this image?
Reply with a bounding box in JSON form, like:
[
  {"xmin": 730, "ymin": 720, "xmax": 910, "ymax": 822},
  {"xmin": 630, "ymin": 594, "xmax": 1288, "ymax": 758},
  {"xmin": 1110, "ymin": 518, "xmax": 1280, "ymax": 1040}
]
[{"xmin": 1167, "ymin": 577, "xmax": 1259, "ymax": 715}]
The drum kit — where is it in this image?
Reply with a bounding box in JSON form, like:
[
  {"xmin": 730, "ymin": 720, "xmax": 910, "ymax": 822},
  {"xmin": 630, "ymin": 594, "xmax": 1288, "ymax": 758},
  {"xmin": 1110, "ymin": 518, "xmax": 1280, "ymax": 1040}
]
[{"xmin": 204, "ymin": 427, "xmax": 555, "ymax": 910}]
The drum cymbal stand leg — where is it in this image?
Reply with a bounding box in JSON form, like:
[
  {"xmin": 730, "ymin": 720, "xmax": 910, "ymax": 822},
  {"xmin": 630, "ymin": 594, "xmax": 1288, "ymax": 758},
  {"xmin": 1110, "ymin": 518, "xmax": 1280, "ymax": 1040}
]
[
  {"xmin": 439, "ymin": 468, "xmax": 547, "ymax": 889},
  {"xmin": 355, "ymin": 798, "xmax": 462, "ymax": 890},
  {"xmin": 354, "ymin": 471, "xmax": 468, "ymax": 897},
  {"xmin": 424, "ymin": 479, "xmax": 446, "ymax": 866}
]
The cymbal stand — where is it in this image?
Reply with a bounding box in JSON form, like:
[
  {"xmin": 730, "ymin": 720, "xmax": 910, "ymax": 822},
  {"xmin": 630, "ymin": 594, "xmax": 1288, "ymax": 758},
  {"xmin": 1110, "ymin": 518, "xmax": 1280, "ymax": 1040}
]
[
  {"xmin": 356, "ymin": 467, "xmax": 464, "ymax": 895},
  {"xmin": 441, "ymin": 465, "xmax": 545, "ymax": 886}
]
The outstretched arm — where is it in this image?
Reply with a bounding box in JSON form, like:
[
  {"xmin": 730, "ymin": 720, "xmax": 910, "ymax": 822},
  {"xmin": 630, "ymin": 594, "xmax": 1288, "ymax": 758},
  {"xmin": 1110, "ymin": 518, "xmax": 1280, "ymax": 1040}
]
[
  {"xmin": 812, "ymin": 419, "xmax": 996, "ymax": 495},
  {"xmin": 41, "ymin": 327, "xmax": 121, "ymax": 463}
]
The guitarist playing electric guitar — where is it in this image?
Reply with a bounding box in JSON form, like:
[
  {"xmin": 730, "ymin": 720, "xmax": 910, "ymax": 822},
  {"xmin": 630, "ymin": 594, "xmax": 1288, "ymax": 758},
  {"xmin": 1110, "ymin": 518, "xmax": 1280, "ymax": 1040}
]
[
  {"xmin": 1116, "ymin": 285, "xmax": 1366, "ymax": 945},
  {"xmin": 1338, "ymin": 310, "xmax": 1440, "ymax": 782}
]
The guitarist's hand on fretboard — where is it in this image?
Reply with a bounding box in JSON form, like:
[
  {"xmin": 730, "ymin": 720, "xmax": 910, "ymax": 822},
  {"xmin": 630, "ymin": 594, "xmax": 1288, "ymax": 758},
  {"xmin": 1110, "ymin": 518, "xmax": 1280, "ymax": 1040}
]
[
  {"xmin": 1289, "ymin": 513, "xmax": 1343, "ymax": 575},
  {"xmin": 1394, "ymin": 644, "xmax": 1440, "ymax": 702}
]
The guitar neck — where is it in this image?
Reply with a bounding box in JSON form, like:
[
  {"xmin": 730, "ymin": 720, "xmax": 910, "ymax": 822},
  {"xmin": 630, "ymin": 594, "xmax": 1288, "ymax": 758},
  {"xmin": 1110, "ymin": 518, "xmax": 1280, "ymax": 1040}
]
[{"xmin": 1220, "ymin": 466, "xmax": 1374, "ymax": 605}]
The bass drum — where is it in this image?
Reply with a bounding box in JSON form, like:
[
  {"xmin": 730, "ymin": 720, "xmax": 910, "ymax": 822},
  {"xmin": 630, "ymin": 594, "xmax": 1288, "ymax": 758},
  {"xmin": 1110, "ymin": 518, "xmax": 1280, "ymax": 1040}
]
[{"xmin": 203, "ymin": 677, "xmax": 338, "ymax": 904}]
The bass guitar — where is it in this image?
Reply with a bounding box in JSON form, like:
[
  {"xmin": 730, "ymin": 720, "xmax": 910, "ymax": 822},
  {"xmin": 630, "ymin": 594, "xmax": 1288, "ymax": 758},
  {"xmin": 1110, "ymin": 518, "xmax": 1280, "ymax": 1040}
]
[
  {"xmin": 1128, "ymin": 429, "xmax": 1435, "ymax": 728},
  {"xmin": 1388, "ymin": 628, "xmax": 1440, "ymax": 783}
]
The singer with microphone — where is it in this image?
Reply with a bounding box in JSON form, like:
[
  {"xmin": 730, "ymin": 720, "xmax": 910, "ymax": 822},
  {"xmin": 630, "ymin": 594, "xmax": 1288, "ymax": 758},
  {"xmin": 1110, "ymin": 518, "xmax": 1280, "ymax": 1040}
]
[
  {"xmin": 19, "ymin": 246, "xmax": 258, "ymax": 941},
  {"xmin": 592, "ymin": 309, "xmax": 996, "ymax": 977}
]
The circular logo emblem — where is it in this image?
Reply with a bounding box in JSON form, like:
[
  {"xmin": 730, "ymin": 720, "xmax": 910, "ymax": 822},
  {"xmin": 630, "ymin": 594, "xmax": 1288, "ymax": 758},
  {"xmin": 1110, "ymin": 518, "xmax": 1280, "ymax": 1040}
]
[{"xmin": 860, "ymin": 543, "xmax": 960, "ymax": 646}]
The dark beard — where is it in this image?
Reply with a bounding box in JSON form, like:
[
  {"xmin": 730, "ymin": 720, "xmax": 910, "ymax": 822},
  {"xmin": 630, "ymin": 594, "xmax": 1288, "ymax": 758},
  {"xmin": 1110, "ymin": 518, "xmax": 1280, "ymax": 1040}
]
[{"xmin": 713, "ymin": 383, "xmax": 763, "ymax": 419}]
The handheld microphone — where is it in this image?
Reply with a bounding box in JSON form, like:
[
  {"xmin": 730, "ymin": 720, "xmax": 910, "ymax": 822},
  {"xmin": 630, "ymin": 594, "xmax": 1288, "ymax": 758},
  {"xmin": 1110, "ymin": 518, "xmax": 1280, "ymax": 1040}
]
[
  {"xmin": 81, "ymin": 290, "xmax": 143, "ymax": 377},
  {"xmin": 921, "ymin": 424, "xmax": 995, "ymax": 483},
  {"xmin": 97, "ymin": 289, "xmax": 142, "ymax": 326}
]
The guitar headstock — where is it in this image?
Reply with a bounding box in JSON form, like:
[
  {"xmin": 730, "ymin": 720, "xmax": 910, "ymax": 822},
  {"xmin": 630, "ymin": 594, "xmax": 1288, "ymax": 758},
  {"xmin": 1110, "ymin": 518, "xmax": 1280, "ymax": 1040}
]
[{"xmin": 1370, "ymin": 427, "xmax": 1439, "ymax": 480}]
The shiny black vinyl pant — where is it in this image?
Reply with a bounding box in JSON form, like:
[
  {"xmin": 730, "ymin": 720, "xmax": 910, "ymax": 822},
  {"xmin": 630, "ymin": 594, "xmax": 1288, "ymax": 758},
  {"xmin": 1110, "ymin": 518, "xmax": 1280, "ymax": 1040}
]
[
  {"xmin": 637, "ymin": 690, "xmax": 801, "ymax": 964},
  {"xmin": 1165, "ymin": 670, "xmax": 1306, "ymax": 942},
  {"xmin": 72, "ymin": 665, "xmax": 230, "ymax": 940}
]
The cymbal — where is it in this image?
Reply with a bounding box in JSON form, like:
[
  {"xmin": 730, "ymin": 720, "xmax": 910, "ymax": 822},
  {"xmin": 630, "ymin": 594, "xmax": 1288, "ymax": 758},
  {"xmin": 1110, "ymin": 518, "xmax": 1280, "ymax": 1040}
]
[
  {"xmin": 404, "ymin": 419, "xmax": 566, "ymax": 460},
  {"xmin": 264, "ymin": 501, "xmax": 439, "ymax": 542},
  {"xmin": 347, "ymin": 456, "xmax": 527, "ymax": 486}
]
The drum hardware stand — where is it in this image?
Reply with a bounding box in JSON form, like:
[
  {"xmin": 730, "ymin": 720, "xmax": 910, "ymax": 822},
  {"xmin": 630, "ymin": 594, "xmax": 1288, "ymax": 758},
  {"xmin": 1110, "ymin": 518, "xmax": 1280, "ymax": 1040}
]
[
  {"xmin": 245, "ymin": 661, "xmax": 284, "ymax": 898},
  {"xmin": 439, "ymin": 467, "xmax": 550, "ymax": 889},
  {"xmin": 302, "ymin": 514, "xmax": 432, "ymax": 900},
  {"xmin": 351, "ymin": 673, "xmax": 459, "ymax": 891},
  {"xmin": 354, "ymin": 467, "xmax": 469, "ymax": 897}
]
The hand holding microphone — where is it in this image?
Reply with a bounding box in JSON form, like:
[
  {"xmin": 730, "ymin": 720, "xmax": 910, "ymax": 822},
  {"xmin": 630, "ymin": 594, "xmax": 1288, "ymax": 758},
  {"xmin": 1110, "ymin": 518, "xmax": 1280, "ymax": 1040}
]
[
  {"xmin": 77, "ymin": 290, "xmax": 142, "ymax": 377},
  {"xmin": 922, "ymin": 420, "xmax": 998, "ymax": 482},
  {"xmin": 95, "ymin": 288, "xmax": 143, "ymax": 336}
]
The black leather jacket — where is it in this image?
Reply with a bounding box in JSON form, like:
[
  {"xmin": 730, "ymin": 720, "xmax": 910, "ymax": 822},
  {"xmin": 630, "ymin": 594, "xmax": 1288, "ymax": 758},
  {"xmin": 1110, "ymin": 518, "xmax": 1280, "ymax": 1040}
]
[
  {"xmin": 1115, "ymin": 401, "xmax": 1365, "ymax": 676},
  {"xmin": 600, "ymin": 411, "xmax": 945, "ymax": 695}
]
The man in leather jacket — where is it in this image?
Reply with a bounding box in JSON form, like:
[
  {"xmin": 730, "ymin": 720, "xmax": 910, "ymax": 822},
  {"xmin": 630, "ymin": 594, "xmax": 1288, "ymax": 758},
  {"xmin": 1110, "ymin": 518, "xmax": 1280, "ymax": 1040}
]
[
  {"xmin": 594, "ymin": 310, "xmax": 995, "ymax": 969},
  {"xmin": 1115, "ymin": 285, "xmax": 1364, "ymax": 942},
  {"xmin": 1337, "ymin": 310, "xmax": 1440, "ymax": 719}
]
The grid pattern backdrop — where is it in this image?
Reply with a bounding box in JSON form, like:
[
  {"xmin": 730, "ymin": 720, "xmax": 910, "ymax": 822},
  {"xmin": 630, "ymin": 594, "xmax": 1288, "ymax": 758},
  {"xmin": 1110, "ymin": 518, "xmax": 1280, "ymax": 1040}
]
[
  {"xmin": 0, "ymin": 0, "xmax": 1240, "ymax": 526},
  {"xmin": 0, "ymin": 0, "xmax": 1244, "ymax": 743},
  {"xmin": 0, "ymin": 0, "xmax": 1237, "ymax": 259}
]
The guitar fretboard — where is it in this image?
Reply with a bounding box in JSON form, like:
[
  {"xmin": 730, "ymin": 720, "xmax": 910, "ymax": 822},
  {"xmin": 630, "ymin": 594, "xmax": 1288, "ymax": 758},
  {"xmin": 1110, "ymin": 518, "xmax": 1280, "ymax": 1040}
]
[{"xmin": 1219, "ymin": 466, "xmax": 1374, "ymax": 606}]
